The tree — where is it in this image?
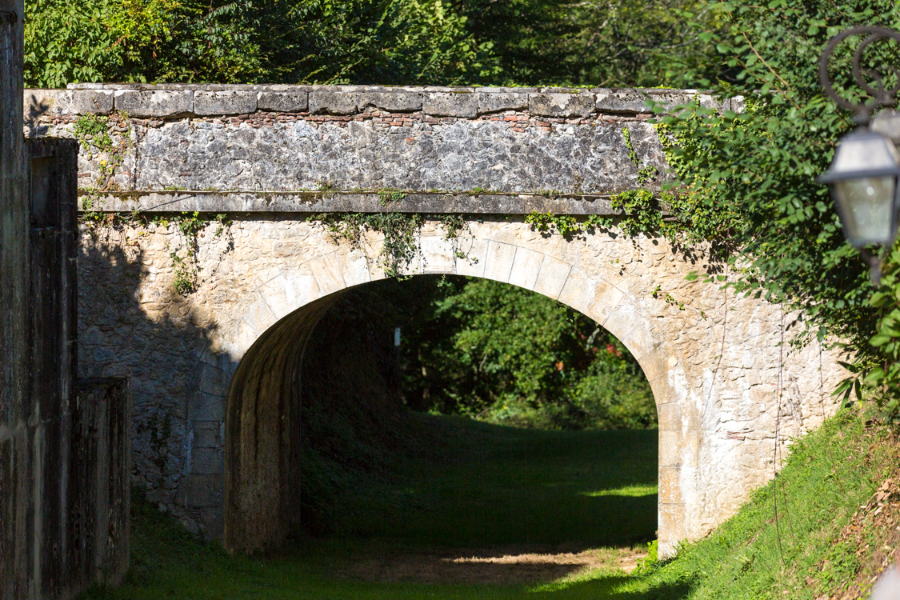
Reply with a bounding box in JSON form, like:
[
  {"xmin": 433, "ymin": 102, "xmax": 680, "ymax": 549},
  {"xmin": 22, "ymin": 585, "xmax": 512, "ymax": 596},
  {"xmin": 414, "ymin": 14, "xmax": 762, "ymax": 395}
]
[
  {"xmin": 613, "ymin": 0, "xmax": 900, "ymax": 423},
  {"xmin": 395, "ymin": 277, "xmax": 656, "ymax": 430}
]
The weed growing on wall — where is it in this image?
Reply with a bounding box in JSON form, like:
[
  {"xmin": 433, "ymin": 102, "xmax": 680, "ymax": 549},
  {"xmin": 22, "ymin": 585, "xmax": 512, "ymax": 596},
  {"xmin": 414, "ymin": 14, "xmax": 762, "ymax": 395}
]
[
  {"xmin": 73, "ymin": 113, "xmax": 132, "ymax": 224},
  {"xmin": 309, "ymin": 200, "xmax": 479, "ymax": 278},
  {"xmin": 158, "ymin": 212, "xmax": 231, "ymax": 296}
]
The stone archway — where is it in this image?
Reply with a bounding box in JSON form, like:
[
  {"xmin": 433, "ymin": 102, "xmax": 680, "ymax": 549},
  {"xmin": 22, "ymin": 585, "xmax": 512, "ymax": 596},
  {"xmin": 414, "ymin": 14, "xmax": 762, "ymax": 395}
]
[
  {"xmin": 210, "ymin": 219, "xmax": 843, "ymax": 557},
  {"xmin": 43, "ymin": 84, "xmax": 845, "ymax": 559}
]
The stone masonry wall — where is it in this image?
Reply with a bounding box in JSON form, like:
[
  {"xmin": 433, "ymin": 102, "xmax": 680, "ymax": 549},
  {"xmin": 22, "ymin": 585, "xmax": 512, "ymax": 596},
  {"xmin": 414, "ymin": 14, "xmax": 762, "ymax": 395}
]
[{"xmin": 24, "ymin": 84, "xmax": 839, "ymax": 558}]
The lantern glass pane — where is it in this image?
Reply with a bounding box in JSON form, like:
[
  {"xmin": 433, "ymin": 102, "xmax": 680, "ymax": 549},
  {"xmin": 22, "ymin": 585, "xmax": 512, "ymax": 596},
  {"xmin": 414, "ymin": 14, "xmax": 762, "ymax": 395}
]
[
  {"xmin": 832, "ymin": 133, "xmax": 900, "ymax": 172},
  {"xmin": 834, "ymin": 175, "xmax": 897, "ymax": 245}
]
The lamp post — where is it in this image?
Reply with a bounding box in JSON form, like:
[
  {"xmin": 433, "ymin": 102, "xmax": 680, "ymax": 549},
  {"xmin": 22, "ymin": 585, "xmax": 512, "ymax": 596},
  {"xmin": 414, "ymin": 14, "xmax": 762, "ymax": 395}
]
[{"xmin": 818, "ymin": 26, "xmax": 900, "ymax": 284}]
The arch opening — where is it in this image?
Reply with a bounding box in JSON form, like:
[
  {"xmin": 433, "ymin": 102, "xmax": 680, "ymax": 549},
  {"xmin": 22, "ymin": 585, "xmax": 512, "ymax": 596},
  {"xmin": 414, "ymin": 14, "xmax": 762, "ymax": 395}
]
[{"xmin": 224, "ymin": 272, "xmax": 671, "ymax": 555}]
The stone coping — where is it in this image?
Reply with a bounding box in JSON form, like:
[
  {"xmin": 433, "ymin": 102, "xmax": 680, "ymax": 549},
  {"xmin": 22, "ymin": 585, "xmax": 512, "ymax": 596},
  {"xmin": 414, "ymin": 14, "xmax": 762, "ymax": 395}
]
[
  {"xmin": 84, "ymin": 191, "xmax": 646, "ymax": 215},
  {"xmin": 25, "ymin": 85, "xmax": 742, "ymax": 119}
]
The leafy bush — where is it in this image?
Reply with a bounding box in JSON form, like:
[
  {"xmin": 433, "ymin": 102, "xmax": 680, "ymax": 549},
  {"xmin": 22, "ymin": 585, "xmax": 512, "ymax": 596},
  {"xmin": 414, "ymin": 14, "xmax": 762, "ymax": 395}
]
[
  {"xmin": 598, "ymin": 1, "xmax": 900, "ymax": 424},
  {"xmin": 25, "ymin": 0, "xmax": 728, "ymax": 88},
  {"xmin": 397, "ymin": 277, "xmax": 657, "ymax": 430},
  {"xmin": 25, "ymin": 0, "xmax": 262, "ymax": 87},
  {"xmin": 25, "ymin": 0, "xmax": 497, "ymax": 87}
]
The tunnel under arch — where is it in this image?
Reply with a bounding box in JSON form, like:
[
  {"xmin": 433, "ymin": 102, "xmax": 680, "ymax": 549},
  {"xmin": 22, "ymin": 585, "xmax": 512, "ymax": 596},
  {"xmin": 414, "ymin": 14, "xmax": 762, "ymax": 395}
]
[{"xmin": 222, "ymin": 223, "xmax": 700, "ymax": 557}]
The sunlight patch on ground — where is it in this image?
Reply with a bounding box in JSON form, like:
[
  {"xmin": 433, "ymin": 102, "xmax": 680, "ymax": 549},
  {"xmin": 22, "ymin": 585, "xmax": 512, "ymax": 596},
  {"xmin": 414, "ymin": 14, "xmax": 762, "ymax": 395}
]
[
  {"xmin": 581, "ymin": 484, "xmax": 657, "ymax": 498},
  {"xmin": 337, "ymin": 545, "xmax": 648, "ymax": 586}
]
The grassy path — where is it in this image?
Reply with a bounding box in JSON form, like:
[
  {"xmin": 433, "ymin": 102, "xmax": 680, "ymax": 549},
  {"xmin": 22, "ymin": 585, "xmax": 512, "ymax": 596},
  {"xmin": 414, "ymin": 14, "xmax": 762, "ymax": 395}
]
[
  {"xmin": 84, "ymin": 416, "xmax": 659, "ymax": 599},
  {"xmin": 82, "ymin": 411, "xmax": 900, "ymax": 599}
]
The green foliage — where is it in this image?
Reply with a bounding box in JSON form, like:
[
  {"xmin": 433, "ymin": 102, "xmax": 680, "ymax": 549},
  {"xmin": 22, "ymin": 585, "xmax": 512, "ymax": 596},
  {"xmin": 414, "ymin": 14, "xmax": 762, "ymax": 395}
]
[
  {"xmin": 73, "ymin": 114, "xmax": 131, "ymax": 224},
  {"xmin": 632, "ymin": 540, "xmax": 659, "ymax": 575},
  {"xmin": 455, "ymin": 0, "xmax": 728, "ymax": 88},
  {"xmin": 313, "ymin": 211, "xmax": 424, "ymax": 279},
  {"xmin": 853, "ymin": 244, "xmax": 900, "ymax": 426},
  {"xmin": 26, "ymin": 0, "xmax": 729, "ymax": 88},
  {"xmin": 399, "ymin": 277, "xmax": 656, "ymax": 430},
  {"xmin": 25, "ymin": 0, "xmax": 262, "ymax": 87},
  {"xmin": 583, "ymin": 1, "xmax": 900, "ymax": 423},
  {"xmin": 25, "ymin": 0, "xmax": 497, "ymax": 87},
  {"xmin": 525, "ymin": 212, "xmax": 608, "ymax": 238},
  {"xmin": 623, "ymin": 127, "xmax": 659, "ymax": 185}
]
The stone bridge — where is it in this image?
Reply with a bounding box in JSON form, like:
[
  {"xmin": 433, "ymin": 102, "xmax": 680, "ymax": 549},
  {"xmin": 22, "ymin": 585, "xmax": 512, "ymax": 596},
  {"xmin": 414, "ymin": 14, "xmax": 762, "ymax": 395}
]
[{"xmin": 26, "ymin": 84, "xmax": 843, "ymax": 558}]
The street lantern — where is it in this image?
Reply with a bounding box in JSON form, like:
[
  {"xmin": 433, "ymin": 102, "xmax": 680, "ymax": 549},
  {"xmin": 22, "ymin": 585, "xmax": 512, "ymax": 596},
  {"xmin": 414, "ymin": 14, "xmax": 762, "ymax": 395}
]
[
  {"xmin": 818, "ymin": 128, "xmax": 900, "ymax": 248},
  {"xmin": 819, "ymin": 26, "xmax": 900, "ymax": 281}
]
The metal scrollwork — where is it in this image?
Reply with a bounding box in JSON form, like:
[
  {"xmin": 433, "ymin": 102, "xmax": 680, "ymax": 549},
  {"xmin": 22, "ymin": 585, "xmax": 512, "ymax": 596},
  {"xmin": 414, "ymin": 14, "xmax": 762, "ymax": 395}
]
[{"xmin": 819, "ymin": 26, "xmax": 900, "ymax": 122}]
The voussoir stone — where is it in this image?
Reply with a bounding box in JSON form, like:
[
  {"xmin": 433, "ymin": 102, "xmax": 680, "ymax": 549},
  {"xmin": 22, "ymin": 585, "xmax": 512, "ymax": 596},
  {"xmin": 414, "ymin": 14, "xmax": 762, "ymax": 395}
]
[
  {"xmin": 257, "ymin": 91, "xmax": 308, "ymax": 113},
  {"xmin": 423, "ymin": 92, "xmax": 477, "ymax": 117},
  {"xmin": 529, "ymin": 93, "xmax": 595, "ymax": 118},
  {"xmin": 193, "ymin": 91, "xmax": 257, "ymax": 116},
  {"xmin": 309, "ymin": 91, "xmax": 359, "ymax": 115},
  {"xmin": 114, "ymin": 90, "xmax": 193, "ymax": 117}
]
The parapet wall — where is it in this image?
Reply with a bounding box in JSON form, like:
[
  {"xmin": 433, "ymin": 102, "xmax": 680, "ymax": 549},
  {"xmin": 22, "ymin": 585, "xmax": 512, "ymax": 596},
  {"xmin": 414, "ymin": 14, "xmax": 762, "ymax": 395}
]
[{"xmin": 24, "ymin": 85, "xmax": 741, "ymax": 216}]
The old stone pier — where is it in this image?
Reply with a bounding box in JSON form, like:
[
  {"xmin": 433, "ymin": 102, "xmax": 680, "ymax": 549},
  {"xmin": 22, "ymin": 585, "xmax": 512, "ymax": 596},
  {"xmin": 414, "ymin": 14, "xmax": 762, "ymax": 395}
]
[{"xmin": 25, "ymin": 84, "xmax": 844, "ymax": 559}]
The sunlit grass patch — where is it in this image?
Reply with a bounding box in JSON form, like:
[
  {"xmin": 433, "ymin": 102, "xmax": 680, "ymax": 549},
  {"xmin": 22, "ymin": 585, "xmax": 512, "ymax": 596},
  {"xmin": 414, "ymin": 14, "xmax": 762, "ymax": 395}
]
[{"xmin": 581, "ymin": 484, "xmax": 657, "ymax": 498}]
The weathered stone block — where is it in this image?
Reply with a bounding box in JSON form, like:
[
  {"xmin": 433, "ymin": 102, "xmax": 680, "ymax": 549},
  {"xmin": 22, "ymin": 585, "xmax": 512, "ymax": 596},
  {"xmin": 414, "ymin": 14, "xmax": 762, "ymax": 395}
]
[
  {"xmin": 636, "ymin": 345, "xmax": 670, "ymax": 382},
  {"xmin": 309, "ymin": 91, "xmax": 359, "ymax": 115},
  {"xmin": 476, "ymin": 92, "xmax": 529, "ymax": 114},
  {"xmin": 114, "ymin": 90, "xmax": 192, "ymax": 117},
  {"xmin": 533, "ymin": 256, "xmax": 571, "ymax": 298},
  {"xmin": 602, "ymin": 302, "xmax": 642, "ymax": 341},
  {"xmin": 423, "ymin": 92, "xmax": 477, "ymax": 117},
  {"xmin": 194, "ymin": 91, "xmax": 257, "ymax": 116},
  {"xmin": 658, "ymin": 502, "xmax": 687, "ymax": 556},
  {"xmin": 359, "ymin": 91, "xmax": 422, "ymax": 112},
  {"xmin": 582, "ymin": 279, "xmax": 626, "ymax": 324},
  {"xmin": 508, "ymin": 247, "xmax": 543, "ymax": 290},
  {"xmin": 420, "ymin": 235, "xmax": 455, "ymax": 273},
  {"xmin": 529, "ymin": 93, "xmax": 594, "ymax": 118},
  {"xmin": 192, "ymin": 421, "xmax": 224, "ymax": 448},
  {"xmin": 199, "ymin": 365, "xmax": 231, "ymax": 397},
  {"xmin": 242, "ymin": 300, "xmax": 277, "ymax": 334},
  {"xmin": 190, "ymin": 447, "xmax": 224, "ymax": 475},
  {"xmin": 309, "ymin": 252, "xmax": 347, "ymax": 294},
  {"xmin": 188, "ymin": 392, "xmax": 226, "ymax": 421},
  {"xmin": 24, "ymin": 89, "xmax": 69, "ymax": 120},
  {"xmin": 483, "ymin": 241, "xmax": 516, "ymax": 282},
  {"xmin": 557, "ymin": 268, "xmax": 593, "ymax": 313},
  {"xmin": 594, "ymin": 89, "xmax": 651, "ymax": 113},
  {"xmin": 621, "ymin": 320, "xmax": 660, "ymax": 361},
  {"xmin": 343, "ymin": 252, "xmax": 372, "ymax": 286},
  {"xmin": 72, "ymin": 90, "xmax": 115, "ymax": 115},
  {"xmin": 658, "ymin": 466, "xmax": 683, "ymax": 504},
  {"xmin": 455, "ymin": 238, "xmax": 488, "ymax": 278},
  {"xmin": 257, "ymin": 91, "xmax": 308, "ymax": 113},
  {"xmin": 656, "ymin": 402, "xmax": 682, "ymax": 431},
  {"xmin": 658, "ymin": 430, "xmax": 683, "ymax": 467}
]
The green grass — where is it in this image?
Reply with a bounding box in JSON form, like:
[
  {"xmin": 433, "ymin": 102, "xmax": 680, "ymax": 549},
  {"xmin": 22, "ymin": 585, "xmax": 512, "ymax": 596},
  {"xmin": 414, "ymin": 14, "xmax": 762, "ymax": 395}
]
[
  {"xmin": 81, "ymin": 410, "xmax": 898, "ymax": 599},
  {"xmin": 336, "ymin": 415, "xmax": 658, "ymax": 548}
]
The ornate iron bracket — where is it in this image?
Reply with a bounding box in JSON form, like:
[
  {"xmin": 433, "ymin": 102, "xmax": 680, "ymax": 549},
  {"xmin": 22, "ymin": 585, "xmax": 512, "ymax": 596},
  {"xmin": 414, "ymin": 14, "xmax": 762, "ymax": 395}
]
[{"xmin": 819, "ymin": 26, "xmax": 900, "ymax": 123}]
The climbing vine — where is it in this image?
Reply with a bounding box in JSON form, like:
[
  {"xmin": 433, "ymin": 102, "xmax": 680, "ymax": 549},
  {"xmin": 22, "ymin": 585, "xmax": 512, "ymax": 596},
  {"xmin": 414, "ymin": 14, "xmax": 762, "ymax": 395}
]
[
  {"xmin": 622, "ymin": 126, "xmax": 658, "ymax": 186},
  {"xmin": 73, "ymin": 113, "xmax": 132, "ymax": 223},
  {"xmin": 308, "ymin": 206, "xmax": 480, "ymax": 279},
  {"xmin": 156, "ymin": 212, "xmax": 230, "ymax": 296}
]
